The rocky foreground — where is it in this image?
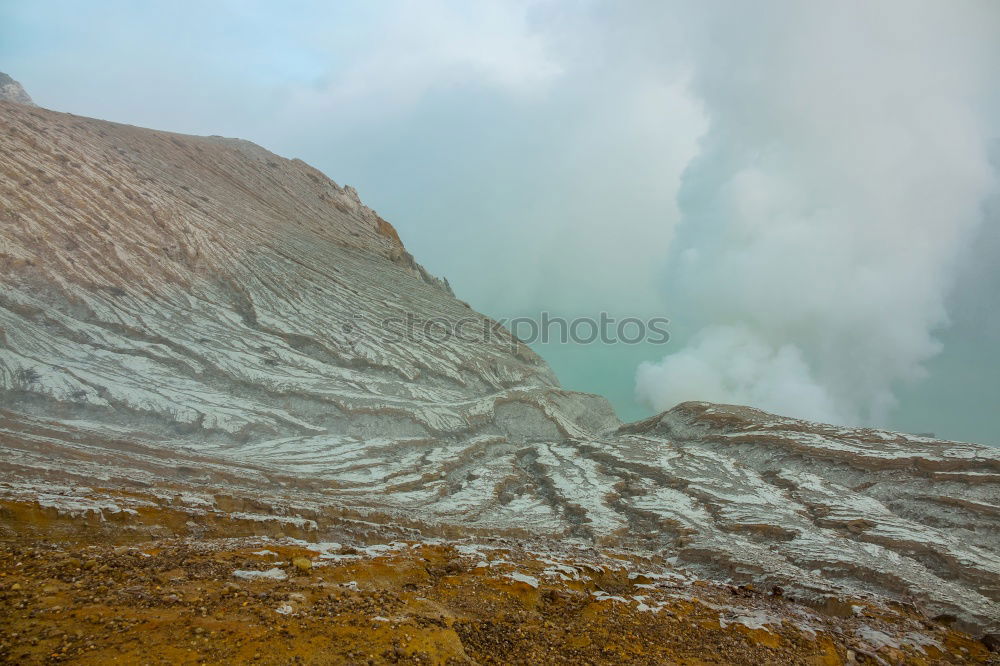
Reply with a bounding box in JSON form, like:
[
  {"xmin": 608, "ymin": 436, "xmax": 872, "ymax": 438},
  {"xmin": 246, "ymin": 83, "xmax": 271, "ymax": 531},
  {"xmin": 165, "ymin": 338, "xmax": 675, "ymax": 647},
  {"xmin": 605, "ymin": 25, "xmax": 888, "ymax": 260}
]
[
  {"xmin": 0, "ymin": 530, "xmax": 995, "ymax": 665},
  {"xmin": 0, "ymin": 86, "xmax": 998, "ymax": 662}
]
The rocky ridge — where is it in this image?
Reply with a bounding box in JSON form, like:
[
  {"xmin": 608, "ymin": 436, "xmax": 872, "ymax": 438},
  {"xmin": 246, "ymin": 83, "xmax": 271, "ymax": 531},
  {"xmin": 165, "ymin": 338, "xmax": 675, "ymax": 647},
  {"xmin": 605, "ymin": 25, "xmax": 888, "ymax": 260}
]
[
  {"xmin": 0, "ymin": 73, "xmax": 34, "ymax": 106},
  {"xmin": 0, "ymin": 90, "xmax": 998, "ymax": 650}
]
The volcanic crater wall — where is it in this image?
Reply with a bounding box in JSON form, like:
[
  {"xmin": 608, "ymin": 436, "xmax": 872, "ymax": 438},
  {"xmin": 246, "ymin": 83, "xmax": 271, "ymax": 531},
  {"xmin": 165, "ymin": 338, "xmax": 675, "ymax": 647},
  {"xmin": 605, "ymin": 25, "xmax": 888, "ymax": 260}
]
[{"xmin": 0, "ymin": 98, "xmax": 997, "ymax": 632}]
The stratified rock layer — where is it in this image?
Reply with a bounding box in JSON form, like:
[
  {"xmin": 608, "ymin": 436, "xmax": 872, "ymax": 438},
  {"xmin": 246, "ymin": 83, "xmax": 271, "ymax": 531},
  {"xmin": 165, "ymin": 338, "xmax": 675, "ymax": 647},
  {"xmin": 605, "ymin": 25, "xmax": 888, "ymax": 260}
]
[{"xmin": 1, "ymin": 100, "xmax": 997, "ymax": 633}]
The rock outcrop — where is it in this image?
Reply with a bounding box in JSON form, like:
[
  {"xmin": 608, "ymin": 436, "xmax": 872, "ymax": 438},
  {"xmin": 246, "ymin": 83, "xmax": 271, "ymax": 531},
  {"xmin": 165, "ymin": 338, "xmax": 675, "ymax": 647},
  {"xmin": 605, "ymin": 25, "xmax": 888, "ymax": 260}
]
[
  {"xmin": 0, "ymin": 73, "xmax": 34, "ymax": 106},
  {"xmin": 1, "ymin": 98, "xmax": 997, "ymax": 634}
]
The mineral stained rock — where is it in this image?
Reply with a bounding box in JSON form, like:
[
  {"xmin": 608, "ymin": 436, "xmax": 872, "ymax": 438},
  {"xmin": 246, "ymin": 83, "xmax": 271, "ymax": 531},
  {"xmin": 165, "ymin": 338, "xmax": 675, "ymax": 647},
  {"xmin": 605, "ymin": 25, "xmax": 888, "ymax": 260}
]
[{"xmin": 0, "ymin": 96, "xmax": 997, "ymax": 642}]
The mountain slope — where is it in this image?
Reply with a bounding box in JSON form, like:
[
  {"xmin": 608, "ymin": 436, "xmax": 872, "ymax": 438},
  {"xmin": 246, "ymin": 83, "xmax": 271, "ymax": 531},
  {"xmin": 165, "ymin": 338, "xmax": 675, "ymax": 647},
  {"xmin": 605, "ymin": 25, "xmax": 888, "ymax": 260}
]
[{"xmin": 0, "ymin": 98, "xmax": 997, "ymax": 635}]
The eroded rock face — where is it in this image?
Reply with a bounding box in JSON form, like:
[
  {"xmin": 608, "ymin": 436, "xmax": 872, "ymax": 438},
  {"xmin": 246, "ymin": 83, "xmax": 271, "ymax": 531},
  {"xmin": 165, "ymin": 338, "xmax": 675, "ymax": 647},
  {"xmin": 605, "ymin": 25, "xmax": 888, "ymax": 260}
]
[
  {"xmin": 0, "ymin": 101, "xmax": 997, "ymax": 632},
  {"xmin": 0, "ymin": 73, "xmax": 34, "ymax": 106}
]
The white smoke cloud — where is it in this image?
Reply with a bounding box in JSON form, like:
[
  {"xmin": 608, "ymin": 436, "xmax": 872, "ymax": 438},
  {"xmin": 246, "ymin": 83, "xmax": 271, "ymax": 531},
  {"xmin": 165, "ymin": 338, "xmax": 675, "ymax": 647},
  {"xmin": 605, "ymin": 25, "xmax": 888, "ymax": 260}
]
[
  {"xmin": 637, "ymin": 324, "xmax": 843, "ymax": 423},
  {"xmin": 286, "ymin": 0, "xmax": 563, "ymax": 121},
  {"xmin": 636, "ymin": 1, "xmax": 1000, "ymax": 425}
]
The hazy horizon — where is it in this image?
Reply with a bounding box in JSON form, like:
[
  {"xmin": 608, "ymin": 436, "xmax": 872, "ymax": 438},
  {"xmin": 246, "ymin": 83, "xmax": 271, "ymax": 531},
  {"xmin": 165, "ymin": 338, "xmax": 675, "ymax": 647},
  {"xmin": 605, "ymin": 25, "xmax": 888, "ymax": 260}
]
[{"xmin": 3, "ymin": 0, "xmax": 998, "ymax": 444}]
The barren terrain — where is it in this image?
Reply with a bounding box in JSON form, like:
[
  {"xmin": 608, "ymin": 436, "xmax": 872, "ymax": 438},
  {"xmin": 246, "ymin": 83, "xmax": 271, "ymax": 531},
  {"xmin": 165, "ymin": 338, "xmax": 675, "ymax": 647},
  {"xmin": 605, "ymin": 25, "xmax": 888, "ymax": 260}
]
[{"xmin": 0, "ymin": 95, "xmax": 997, "ymax": 662}]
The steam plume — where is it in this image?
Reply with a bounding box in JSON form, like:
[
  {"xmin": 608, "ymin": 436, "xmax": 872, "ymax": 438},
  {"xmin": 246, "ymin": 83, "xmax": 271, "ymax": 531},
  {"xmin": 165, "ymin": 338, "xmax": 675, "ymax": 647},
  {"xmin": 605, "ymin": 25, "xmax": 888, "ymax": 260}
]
[{"xmin": 636, "ymin": 1, "xmax": 1000, "ymax": 425}]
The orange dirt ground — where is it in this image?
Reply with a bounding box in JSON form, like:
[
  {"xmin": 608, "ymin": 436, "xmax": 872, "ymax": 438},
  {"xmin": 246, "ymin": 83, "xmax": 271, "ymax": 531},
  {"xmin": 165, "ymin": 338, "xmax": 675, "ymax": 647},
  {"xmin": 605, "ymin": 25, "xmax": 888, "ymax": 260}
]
[{"xmin": 0, "ymin": 534, "xmax": 995, "ymax": 665}]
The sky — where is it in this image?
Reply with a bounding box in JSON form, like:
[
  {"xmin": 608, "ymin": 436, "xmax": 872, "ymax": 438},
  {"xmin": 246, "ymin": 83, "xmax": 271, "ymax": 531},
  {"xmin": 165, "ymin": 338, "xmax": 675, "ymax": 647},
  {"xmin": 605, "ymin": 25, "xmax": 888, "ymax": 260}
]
[{"xmin": 2, "ymin": 0, "xmax": 998, "ymax": 444}]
